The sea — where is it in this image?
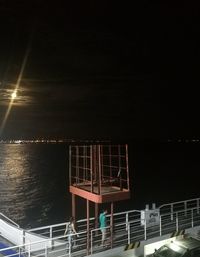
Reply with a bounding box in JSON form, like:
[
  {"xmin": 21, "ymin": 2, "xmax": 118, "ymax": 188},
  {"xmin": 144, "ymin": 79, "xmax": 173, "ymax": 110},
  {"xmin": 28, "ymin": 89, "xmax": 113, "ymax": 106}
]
[{"xmin": 0, "ymin": 141, "xmax": 199, "ymax": 229}]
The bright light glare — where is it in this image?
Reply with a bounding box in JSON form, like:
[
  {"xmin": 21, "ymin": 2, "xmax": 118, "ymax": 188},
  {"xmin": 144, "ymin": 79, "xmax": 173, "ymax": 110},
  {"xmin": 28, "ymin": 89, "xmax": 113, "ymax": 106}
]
[
  {"xmin": 170, "ymin": 243, "xmax": 182, "ymax": 252},
  {"xmin": 0, "ymin": 28, "xmax": 32, "ymax": 136},
  {"xmin": 11, "ymin": 91, "xmax": 17, "ymax": 99}
]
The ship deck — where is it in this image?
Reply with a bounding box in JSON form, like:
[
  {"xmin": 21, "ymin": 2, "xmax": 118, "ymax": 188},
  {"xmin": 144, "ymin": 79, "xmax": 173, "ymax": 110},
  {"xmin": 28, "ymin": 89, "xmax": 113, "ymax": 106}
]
[{"xmin": 1, "ymin": 197, "xmax": 200, "ymax": 257}]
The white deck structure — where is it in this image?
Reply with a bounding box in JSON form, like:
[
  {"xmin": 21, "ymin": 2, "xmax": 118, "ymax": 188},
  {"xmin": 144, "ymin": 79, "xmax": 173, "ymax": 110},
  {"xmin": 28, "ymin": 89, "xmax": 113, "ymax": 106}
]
[{"xmin": 1, "ymin": 197, "xmax": 200, "ymax": 257}]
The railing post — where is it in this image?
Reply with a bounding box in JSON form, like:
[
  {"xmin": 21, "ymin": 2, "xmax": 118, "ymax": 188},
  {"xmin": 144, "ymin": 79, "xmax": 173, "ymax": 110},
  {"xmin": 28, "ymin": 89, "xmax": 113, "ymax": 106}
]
[
  {"xmin": 159, "ymin": 215, "xmax": 162, "ymax": 236},
  {"xmin": 45, "ymin": 243, "xmax": 48, "ymax": 257},
  {"xmin": 50, "ymin": 226, "xmax": 52, "ymax": 238},
  {"xmin": 144, "ymin": 219, "xmax": 147, "ymax": 240},
  {"xmin": 184, "ymin": 201, "xmax": 187, "ymax": 216},
  {"xmin": 50, "ymin": 227, "xmax": 53, "ymax": 248},
  {"xmin": 126, "ymin": 213, "xmax": 128, "ymax": 231},
  {"xmin": 68, "ymin": 234, "xmax": 71, "ymax": 257},
  {"xmin": 69, "ymin": 235, "xmax": 72, "ymax": 257},
  {"xmin": 176, "ymin": 212, "xmax": 178, "ymax": 231},
  {"xmin": 28, "ymin": 243, "xmax": 31, "ymax": 257},
  {"xmin": 197, "ymin": 199, "xmax": 200, "ymax": 214},
  {"xmin": 171, "ymin": 204, "xmax": 173, "ymax": 221},
  {"xmin": 90, "ymin": 230, "xmax": 93, "ymax": 255},
  {"xmin": 191, "ymin": 209, "xmax": 194, "ymax": 228},
  {"xmin": 22, "ymin": 230, "xmax": 25, "ymax": 245},
  {"xmin": 110, "ymin": 202, "xmax": 114, "ymax": 249},
  {"xmin": 128, "ymin": 222, "xmax": 130, "ymax": 244}
]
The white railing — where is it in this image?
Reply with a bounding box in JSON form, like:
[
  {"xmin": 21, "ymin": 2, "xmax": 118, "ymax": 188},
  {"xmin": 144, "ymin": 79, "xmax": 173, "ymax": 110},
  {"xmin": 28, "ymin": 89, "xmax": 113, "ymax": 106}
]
[
  {"xmin": 25, "ymin": 210, "xmax": 142, "ymax": 240},
  {"xmin": 2, "ymin": 207, "xmax": 199, "ymax": 257},
  {"xmin": 159, "ymin": 197, "xmax": 200, "ymax": 215},
  {"xmin": 1, "ymin": 197, "xmax": 200, "ymax": 257},
  {"xmin": 27, "ymin": 222, "xmax": 68, "ymax": 238},
  {"xmin": 0, "ymin": 212, "xmax": 20, "ymax": 228}
]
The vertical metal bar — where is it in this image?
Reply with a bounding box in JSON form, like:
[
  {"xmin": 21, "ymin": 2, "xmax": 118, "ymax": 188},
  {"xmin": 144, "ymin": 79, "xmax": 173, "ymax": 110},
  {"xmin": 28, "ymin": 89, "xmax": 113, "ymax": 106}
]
[
  {"xmin": 23, "ymin": 230, "xmax": 25, "ymax": 245},
  {"xmin": 90, "ymin": 145, "xmax": 93, "ymax": 193},
  {"xmin": 184, "ymin": 201, "xmax": 187, "ymax": 216},
  {"xmin": 191, "ymin": 209, "xmax": 194, "ymax": 228},
  {"xmin": 110, "ymin": 202, "xmax": 114, "ymax": 248},
  {"xmin": 94, "ymin": 145, "xmax": 98, "ymax": 194},
  {"xmin": 83, "ymin": 146, "xmax": 86, "ymax": 183},
  {"xmin": 28, "ymin": 243, "xmax": 31, "ymax": 257},
  {"xmin": 126, "ymin": 211, "xmax": 130, "ymax": 244},
  {"xmin": 86, "ymin": 146, "xmax": 88, "ymax": 181},
  {"xmin": 197, "ymin": 199, "xmax": 199, "ymax": 214},
  {"xmin": 50, "ymin": 226, "xmax": 53, "ymax": 248},
  {"xmin": 144, "ymin": 218, "xmax": 147, "ymax": 240},
  {"xmin": 50, "ymin": 226, "xmax": 52, "ymax": 238},
  {"xmin": 118, "ymin": 145, "xmax": 122, "ymax": 190},
  {"xmin": 72, "ymin": 194, "xmax": 76, "ymax": 221},
  {"xmin": 76, "ymin": 146, "xmax": 79, "ymax": 185},
  {"xmin": 126, "ymin": 212, "xmax": 129, "ymax": 231},
  {"xmin": 69, "ymin": 146, "xmax": 72, "ymax": 186},
  {"xmin": 87, "ymin": 199, "xmax": 90, "ymax": 256},
  {"xmin": 101, "ymin": 145, "xmax": 104, "ymax": 183},
  {"xmin": 159, "ymin": 215, "xmax": 162, "ymax": 236},
  {"xmin": 128, "ymin": 222, "xmax": 130, "ymax": 244},
  {"xmin": 126, "ymin": 144, "xmax": 130, "ymax": 191},
  {"xmin": 93, "ymin": 145, "xmax": 96, "ymax": 182},
  {"xmin": 91, "ymin": 230, "xmax": 93, "ymax": 255},
  {"xmin": 176, "ymin": 212, "xmax": 178, "ymax": 231},
  {"xmin": 109, "ymin": 145, "xmax": 112, "ymax": 186},
  {"xmin": 45, "ymin": 243, "xmax": 48, "ymax": 257},
  {"xmin": 98, "ymin": 145, "xmax": 102, "ymax": 195},
  {"xmin": 69, "ymin": 235, "xmax": 71, "ymax": 257},
  {"xmin": 95, "ymin": 203, "xmax": 99, "ymax": 230},
  {"xmin": 102, "ymin": 145, "xmax": 103, "ymax": 181},
  {"xmin": 171, "ymin": 204, "xmax": 173, "ymax": 221}
]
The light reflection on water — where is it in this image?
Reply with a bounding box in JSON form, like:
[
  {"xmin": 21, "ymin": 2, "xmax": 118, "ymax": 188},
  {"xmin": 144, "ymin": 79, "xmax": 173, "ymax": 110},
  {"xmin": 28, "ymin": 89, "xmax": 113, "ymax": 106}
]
[{"xmin": 0, "ymin": 144, "xmax": 69, "ymax": 228}]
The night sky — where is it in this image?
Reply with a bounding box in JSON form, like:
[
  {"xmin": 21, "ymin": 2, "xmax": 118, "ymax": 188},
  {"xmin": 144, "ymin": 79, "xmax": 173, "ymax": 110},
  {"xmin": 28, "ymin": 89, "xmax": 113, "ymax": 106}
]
[{"xmin": 0, "ymin": 1, "xmax": 200, "ymax": 140}]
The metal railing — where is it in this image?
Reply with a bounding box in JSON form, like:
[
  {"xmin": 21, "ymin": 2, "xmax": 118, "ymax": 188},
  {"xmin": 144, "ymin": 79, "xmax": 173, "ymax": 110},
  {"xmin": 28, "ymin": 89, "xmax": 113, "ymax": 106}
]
[
  {"xmin": 0, "ymin": 212, "xmax": 20, "ymax": 228},
  {"xmin": 159, "ymin": 197, "xmax": 200, "ymax": 215},
  {"xmin": 1, "ymin": 197, "xmax": 200, "ymax": 257}
]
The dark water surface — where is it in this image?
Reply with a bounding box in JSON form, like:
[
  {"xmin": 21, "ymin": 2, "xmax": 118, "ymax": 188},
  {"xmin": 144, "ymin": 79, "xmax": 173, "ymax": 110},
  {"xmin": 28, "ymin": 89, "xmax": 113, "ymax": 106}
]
[{"xmin": 0, "ymin": 142, "xmax": 199, "ymax": 228}]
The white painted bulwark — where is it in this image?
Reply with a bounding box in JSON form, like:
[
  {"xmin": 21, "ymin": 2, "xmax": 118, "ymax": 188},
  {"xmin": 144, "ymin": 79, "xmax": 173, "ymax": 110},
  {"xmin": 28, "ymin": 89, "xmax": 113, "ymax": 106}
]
[{"xmin": 0, "ymin": 219, "xmax": 24, "ymax": 245}]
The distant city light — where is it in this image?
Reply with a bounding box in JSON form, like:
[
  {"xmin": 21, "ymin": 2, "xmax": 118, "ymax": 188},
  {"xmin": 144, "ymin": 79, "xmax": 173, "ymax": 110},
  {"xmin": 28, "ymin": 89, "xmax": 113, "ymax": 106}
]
[{"xmin": 168, "ymin": 139, "xmax": 200, "ymax": 143}]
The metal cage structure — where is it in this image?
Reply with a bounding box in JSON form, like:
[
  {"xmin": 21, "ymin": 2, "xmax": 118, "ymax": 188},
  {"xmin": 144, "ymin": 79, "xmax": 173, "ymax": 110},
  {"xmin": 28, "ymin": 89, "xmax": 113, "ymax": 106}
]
[
  {"xmin": 68, "ymin": 144, "xmax": 130, "ymax": 253},
  {"xmin": 69, "ymin": 144, "xmax": 130, "ymax": 203}
]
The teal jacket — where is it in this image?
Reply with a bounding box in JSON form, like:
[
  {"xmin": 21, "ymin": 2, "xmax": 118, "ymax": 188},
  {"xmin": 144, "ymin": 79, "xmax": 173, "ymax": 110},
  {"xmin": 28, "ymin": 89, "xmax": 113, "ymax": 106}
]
[{"xmin": 99, "ymin": 212, "xmax": 106, "ymax": 228}]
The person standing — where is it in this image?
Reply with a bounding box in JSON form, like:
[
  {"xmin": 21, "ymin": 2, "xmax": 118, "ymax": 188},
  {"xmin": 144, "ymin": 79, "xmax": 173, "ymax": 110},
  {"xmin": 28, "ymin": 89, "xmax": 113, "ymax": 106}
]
[
  {"xmin": 64, "ymin": 217, "xmax": 79, "ymax": 247},
  {"xmin": 99, "ymin": 209, "xmax": 108, "ymax": 246}
]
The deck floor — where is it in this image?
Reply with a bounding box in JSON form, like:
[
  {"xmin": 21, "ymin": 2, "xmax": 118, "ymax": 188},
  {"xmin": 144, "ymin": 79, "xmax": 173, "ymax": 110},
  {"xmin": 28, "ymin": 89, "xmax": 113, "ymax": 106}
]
[{"xmin": 77, "ymin": 185, "xmax": 122, "ymax": 194}]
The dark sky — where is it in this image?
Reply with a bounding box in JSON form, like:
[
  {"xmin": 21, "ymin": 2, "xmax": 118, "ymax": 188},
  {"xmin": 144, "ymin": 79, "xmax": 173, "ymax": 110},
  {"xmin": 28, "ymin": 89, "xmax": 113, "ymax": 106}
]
[{"xmin": 0, "ymin": 1, "xmax": 200, "ymax": 140}]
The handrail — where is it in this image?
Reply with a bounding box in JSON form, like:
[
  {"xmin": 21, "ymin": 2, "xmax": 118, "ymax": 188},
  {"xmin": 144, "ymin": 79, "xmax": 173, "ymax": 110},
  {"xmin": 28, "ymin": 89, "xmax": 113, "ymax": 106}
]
[
  {"xmin": 25, "ymin": 198, "xmax": 200, "ymax": 237},
  {"xmin": 27, "ymin": 222, "xmax": 68, "ymax": 232},
  {"xmin": 26, "ymin": 209, "xmax": 138, "ymax": 229},
  {"xmin": 0, "ymin": 230, "xmax": 87, "ymax": 257},
  {"xmin": 0, "ymin": 212, "xmax": 20, "ymax": 228},
  {"xmin": 159, "ymin": 197, "xmax": 200, "ymax": 209}
]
